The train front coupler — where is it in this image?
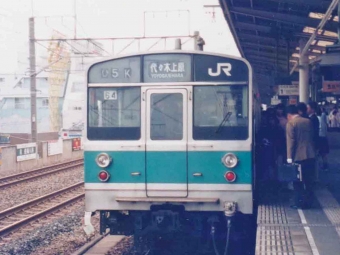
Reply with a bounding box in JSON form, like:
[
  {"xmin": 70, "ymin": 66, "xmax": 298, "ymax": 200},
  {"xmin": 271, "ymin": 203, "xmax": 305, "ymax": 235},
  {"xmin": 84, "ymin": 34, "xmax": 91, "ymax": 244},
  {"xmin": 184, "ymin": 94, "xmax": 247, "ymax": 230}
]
[
  {"xmin": 223, "ymin": 202, "xmax": 237, "ymax": 255},
  {"xmin": 224, "ymin": 201, "xmax": 237, "ymax": 220},
  {"xmin": 224, "ymin": 201, "xmax": 237, "ymax": 241}
]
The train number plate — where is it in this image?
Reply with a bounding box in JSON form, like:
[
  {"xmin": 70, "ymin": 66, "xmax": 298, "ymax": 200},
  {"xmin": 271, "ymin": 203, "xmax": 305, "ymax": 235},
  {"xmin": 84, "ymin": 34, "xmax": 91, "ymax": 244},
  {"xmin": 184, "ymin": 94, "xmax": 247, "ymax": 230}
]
[{"xmin": 104, "ymin": 90, "xmax": 117, "ymax": 100}]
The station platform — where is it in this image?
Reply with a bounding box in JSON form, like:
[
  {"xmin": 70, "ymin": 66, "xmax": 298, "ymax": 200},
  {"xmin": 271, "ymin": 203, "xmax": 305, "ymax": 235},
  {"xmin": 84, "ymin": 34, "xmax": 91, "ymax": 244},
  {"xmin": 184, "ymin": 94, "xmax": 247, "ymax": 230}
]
[{"xmin": 255, "ymin": 137, "xmax": 340, "ymax": 255}]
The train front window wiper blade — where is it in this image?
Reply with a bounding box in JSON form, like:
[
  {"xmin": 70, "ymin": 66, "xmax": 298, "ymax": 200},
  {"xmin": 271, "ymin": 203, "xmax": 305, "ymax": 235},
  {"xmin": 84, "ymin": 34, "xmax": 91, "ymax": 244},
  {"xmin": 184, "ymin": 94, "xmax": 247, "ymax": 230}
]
[{"xmin": 215, "ymin": 112, "xmax": 232, "ymax": 134}]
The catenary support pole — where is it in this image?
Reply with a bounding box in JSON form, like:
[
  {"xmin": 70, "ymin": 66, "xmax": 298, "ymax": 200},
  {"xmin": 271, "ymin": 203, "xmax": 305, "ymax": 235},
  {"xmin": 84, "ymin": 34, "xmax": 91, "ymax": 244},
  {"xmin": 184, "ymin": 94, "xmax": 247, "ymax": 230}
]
[
  {"xmin": 299, "ymin": 39, "xmax": 309, "ymax": 103},
  {"xmin": 29, "ymin": 17, "xmax": 37, "ymax": 143}
]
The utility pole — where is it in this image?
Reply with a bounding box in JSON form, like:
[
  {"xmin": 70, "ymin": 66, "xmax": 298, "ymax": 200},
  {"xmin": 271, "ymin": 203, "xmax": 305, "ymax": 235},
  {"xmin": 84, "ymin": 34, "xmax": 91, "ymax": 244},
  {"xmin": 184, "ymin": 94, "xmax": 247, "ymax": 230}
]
[
  {"xmin": 29, "ymin": 17, "xmax": 37, "ymax": 143},
  {"xmin": 74, "ymin": 0, "xmax": 77, "ymax": 39}
]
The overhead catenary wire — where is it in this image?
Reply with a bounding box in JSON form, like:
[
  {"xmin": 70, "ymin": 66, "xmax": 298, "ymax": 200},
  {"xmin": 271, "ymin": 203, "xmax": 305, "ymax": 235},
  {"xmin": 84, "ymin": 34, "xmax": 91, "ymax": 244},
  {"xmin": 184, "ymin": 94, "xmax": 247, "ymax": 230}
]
[
  {"xmin": 65, "ymin": 40, "xmax": 85, "ymax": 55},
  {"xmin": 74, "ymin": 18, "xmax": 109, "ymax": 55},
  {"xmin": 88, "ymin": 40, "xmax": 110, "ymax": 56},
  {"xmin": 33, "ymin": 29, "xmax": 102, "ymax": 78},
  {"xmin": 34, "ymin": 35, "xmax": 195, "ymax": 42},
  {"xmin": 36, "ymin": 41, "xmax": 100, "ymax": 59}
]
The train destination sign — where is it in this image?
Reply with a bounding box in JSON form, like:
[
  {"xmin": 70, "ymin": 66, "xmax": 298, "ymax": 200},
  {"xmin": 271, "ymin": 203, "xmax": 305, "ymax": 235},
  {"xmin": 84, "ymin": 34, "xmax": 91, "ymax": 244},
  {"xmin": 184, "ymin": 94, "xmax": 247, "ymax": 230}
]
[
  {"xmin": 143, "ymin": 54, "xmax": 191, "ymax": 82},
  {"xmin": 88, "ymin": 53, "xmax": 249, "ymax": 84}
]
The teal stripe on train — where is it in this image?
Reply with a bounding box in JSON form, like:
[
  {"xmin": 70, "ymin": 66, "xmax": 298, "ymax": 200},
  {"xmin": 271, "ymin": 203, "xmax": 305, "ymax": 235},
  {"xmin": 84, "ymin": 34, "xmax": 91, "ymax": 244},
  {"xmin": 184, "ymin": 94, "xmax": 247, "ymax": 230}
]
[{"xmin": 84, "ymin": 151, "xmax": 252, "ymax": 184}]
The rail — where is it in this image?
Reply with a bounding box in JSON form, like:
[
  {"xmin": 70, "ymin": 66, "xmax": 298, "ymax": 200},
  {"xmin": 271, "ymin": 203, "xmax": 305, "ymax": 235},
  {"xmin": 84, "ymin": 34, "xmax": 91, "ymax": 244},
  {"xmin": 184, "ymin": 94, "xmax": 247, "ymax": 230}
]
[
  {"xmin": 0, "ymin": 182, "xmax": 84, "ymax": 238},
  {"xmin": 0, "ymin": 159, "xmax": 83, "ymax": 189}
]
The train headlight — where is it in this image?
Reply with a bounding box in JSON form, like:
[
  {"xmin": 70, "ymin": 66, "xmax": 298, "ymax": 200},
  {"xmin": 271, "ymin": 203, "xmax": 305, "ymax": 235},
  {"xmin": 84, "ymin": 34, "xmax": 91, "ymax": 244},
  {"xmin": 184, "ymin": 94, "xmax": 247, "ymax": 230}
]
[
  {"xmin": 95, "ymin": 153, "xmax": 112, "ymax": 168},
  {"xmin": 222, "ymin": 153, "xmax": 238, "ymax": 168}
]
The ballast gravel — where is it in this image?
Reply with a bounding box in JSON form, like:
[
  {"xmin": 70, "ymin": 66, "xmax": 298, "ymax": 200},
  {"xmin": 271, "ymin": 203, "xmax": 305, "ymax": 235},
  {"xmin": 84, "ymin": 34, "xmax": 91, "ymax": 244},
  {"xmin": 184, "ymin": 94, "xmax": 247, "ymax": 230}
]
[
  {"xmin": 0, "ymin": 205, "xmax": 100, "ymax": 255},
  {"xmin": 107, "ymin": 236, "xmax": 133, "ymax": 255},
  {"xmin": 0, "ymin": 167, "xmax": 83, "ymax": 211}
]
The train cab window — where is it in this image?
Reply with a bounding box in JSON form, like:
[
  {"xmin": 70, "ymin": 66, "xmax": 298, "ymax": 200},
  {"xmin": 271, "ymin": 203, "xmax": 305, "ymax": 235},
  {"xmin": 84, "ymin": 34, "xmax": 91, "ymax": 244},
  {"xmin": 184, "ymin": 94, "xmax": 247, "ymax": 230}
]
[
  {"xmin": 87, "ymin": 87, "xmax": 141, "ymax": 140},
  {"xmin": 150, "ymin": 93, "xmax": 183, "ymax": 140},
  {"xmin": 193, "ymin": 85, "xmax": 248, "ymax": 140}
]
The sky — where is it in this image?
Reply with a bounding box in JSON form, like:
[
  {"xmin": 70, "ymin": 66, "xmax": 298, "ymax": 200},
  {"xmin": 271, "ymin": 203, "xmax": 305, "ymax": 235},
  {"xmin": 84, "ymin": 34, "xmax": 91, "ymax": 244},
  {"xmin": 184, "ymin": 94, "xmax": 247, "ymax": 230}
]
[{"xmin": 0, "ymin": 0, "xmax": 239, "ymax": 74}]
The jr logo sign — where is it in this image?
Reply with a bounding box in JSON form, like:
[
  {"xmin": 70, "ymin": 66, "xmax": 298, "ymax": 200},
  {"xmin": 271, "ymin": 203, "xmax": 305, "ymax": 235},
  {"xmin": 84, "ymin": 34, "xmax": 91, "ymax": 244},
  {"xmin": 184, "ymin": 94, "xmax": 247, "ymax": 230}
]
[{"xmin": 208, "ymin": 63, "xmax": 232, "ymax": 77}]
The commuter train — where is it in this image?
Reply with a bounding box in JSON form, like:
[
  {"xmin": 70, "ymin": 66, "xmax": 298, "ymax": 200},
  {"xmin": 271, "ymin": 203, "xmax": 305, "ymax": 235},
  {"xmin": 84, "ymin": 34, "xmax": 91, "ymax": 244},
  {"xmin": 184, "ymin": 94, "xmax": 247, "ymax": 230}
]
[{"xmin": 83, "ymin": 50, "xmax": 259, "ymax": 249}]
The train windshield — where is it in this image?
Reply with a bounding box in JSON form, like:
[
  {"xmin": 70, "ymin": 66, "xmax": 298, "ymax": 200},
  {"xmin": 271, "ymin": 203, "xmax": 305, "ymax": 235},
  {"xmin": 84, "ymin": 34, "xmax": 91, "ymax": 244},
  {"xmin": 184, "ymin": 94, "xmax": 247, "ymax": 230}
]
[
  {"xmin": 193, "ymin": 85, "xmax": 248, "ymax": 140},
  {"xmin": 87, "ymin": 87, "xmax": 141, "ymax": 140}
]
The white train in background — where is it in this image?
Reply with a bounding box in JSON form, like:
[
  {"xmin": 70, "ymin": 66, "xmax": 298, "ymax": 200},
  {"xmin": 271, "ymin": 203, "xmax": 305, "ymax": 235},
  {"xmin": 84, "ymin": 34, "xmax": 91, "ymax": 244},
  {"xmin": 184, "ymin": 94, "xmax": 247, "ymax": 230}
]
[
  {"xmin": 60, "ymin": 73, "xmax": 84, "ymax": 139},
  {"xmin": 58, "ymin": 38, "xmax": 105, "ymax": 140}
]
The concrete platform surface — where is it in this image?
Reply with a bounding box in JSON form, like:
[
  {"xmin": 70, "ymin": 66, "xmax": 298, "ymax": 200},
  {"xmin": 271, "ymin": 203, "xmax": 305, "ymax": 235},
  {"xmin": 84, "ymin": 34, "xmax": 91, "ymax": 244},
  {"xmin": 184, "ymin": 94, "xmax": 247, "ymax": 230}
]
[{"xmin": 256, "ymin": 145, "xmax": 340, "ymax": 255}]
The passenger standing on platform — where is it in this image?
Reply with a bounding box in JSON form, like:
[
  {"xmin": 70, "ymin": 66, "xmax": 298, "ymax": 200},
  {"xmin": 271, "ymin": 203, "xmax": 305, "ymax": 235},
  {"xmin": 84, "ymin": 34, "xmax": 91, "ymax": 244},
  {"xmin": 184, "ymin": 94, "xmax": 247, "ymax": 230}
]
[
  {"xmin": 307, "ymin": 102, "xmax": 320, "ymax": 151},
  {"xmin": 286, "ymin": 105, "xmax": 316, "ymax": 209},
  {"xmin": 317, "ymin": 107, "xmax": 329, "ymax": 171},
  {"xmin": 258, "ymin": 110, "xmax": 279, "ymax": 183},
  {"xmin": 276, "ymin": 103, "xmax": 288, "ymax": 131},
  {"xmin": 329, "ymin": 106, "xmax": 340, "ymax": 131},
  {"xmin": 275, "ymin": 104, "xmax": 287, "ymax": 164},
  {"xmin": 297, "ymin": 102, "xmax": 308, "ymax": 119}
]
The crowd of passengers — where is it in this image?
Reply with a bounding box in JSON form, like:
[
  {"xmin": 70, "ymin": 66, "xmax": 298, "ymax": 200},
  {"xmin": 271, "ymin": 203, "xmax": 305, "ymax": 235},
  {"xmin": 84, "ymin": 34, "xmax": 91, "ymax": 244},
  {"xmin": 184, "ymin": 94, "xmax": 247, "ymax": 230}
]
[{"xmin": 258, "ymin": 102, "xmax": 333, "ymax": 209}]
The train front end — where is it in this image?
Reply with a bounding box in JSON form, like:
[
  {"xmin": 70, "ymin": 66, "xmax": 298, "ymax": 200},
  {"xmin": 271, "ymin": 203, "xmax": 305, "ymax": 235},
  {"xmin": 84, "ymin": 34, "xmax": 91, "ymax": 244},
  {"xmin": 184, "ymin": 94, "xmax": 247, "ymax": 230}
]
[{"xmin": 83, "ymin": 51, "xmax": 253, "ymax": 238}]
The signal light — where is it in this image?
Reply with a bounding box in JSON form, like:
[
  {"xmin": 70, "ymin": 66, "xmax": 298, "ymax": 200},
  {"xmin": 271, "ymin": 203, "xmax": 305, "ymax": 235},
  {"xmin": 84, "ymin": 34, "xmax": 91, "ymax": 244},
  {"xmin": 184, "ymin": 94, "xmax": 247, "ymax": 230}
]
[
  {"xmin": 224, "ymin": 171, "xmax": 236, "ymax": 182},
  {"xmin": 98, "ymin": 170, "xmax": 110, "ymax": 182}
]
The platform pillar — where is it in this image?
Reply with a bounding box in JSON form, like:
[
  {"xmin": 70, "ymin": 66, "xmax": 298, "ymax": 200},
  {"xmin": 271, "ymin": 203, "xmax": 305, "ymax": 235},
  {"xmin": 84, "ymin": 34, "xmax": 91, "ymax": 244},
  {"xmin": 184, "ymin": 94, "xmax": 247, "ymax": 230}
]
[{"xmin": 299, "ymin": 39, "xmax": 309, "ymax": 103}]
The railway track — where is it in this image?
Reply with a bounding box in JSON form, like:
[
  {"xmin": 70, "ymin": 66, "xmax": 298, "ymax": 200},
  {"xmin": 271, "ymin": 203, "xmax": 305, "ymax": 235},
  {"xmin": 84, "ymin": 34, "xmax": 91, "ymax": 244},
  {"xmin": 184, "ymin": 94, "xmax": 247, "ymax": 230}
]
[
  {"xmin": 0, "ymin": 159, "xmax": 83, "ymax": 189},
  {"xmin": 72, "ymin": 234, "xmax": 152, "ymax": 255},
  {"xmin": 0, "ymin": 182, "xmax": 84, "ymax": 239}
]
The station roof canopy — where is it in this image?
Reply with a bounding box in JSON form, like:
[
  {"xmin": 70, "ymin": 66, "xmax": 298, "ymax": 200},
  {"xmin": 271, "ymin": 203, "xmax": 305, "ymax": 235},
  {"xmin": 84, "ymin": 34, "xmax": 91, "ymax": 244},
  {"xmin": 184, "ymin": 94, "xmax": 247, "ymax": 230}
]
[{"xmin": 219, "ymin": 0, "xmax": 339, "ymax": 78}]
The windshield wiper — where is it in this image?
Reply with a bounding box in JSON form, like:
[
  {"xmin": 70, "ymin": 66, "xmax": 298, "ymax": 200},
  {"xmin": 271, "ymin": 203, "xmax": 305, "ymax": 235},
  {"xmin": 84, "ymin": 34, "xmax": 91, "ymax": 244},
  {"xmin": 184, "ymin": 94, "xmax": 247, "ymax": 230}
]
[{"xmin": 215, "ymin": 112, "xmax": 232, "ymax": 134}]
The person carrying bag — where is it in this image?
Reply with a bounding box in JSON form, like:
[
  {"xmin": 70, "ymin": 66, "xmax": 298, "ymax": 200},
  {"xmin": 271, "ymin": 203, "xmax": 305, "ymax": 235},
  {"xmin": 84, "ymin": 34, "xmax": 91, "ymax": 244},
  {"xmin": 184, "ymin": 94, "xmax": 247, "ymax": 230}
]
[{"xmin": 282, "ymin": 105, "xmax": 316, "ymax": 209}]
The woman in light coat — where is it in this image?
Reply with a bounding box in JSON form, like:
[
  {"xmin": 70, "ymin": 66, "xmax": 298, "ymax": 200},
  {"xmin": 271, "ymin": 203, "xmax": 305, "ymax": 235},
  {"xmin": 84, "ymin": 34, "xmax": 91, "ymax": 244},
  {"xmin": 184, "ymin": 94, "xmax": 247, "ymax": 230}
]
[{"xmin": 329, "ymin": 106, "xmax": 340, "ymax": 130}]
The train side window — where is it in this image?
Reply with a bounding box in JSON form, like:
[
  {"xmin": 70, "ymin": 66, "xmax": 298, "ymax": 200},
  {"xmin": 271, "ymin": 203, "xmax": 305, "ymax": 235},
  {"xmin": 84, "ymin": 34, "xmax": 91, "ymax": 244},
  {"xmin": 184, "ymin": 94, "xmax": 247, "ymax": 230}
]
[{"xmin": 150, "ymin": 93, "xmax": 183, "ymax": 140}]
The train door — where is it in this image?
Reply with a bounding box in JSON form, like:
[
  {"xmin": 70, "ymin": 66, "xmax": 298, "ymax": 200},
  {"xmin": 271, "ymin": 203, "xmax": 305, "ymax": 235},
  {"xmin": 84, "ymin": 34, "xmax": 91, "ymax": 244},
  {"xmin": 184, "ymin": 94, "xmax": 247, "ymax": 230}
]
[{"xmin": 145, "ymin": 88, "xmax": 188, "ymax": 197}]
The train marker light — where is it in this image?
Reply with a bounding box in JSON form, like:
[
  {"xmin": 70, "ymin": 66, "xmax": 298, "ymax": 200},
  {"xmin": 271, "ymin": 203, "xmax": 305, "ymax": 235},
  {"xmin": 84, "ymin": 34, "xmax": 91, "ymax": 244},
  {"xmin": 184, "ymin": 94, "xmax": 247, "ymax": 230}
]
[
  {"xmin": 98, "ymin": 170, "xmax": 110, "ymax": 182},
  {"xmin": 96, "ymin": 153, "xmax": 112, "ymax": 168},
  {"xmin": 222, "ymin": 153, "xmax": 238, "ymax": 168},
  {"xmin": 224, "ymin": 171, "xmax": 236, "ymax": 182}
]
